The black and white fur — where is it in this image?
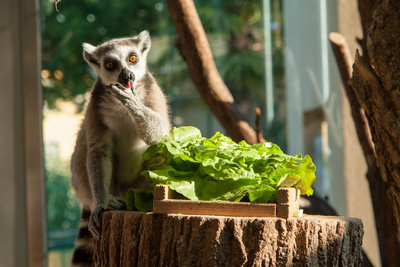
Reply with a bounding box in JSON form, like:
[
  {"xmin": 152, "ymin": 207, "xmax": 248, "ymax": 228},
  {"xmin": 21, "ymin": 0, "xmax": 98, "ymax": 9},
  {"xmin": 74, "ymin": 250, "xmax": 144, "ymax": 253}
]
[{"xmin": 70, "ymin": 30, "xmax": 170, "ymax": 266}]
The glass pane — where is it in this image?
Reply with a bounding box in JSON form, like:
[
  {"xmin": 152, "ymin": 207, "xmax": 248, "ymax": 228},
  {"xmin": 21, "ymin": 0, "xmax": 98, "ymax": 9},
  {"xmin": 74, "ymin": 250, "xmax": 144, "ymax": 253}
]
[{"xmin": 283, "ymin": 0, "xmax": 339, "ymax": 202}]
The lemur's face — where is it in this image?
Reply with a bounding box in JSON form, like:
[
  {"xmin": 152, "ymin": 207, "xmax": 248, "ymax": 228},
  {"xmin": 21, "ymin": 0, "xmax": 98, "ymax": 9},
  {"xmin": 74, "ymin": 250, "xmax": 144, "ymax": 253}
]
[{"xmin": 83, "ymin": 31, "xmax": 151, "ymax": 89}]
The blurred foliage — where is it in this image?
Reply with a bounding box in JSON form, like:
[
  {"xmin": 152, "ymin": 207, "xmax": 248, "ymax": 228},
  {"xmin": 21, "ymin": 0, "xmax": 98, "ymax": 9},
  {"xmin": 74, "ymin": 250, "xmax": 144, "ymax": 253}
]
[
  {"xmin": 45, "ymin": 156, "xmax": 80, "ymax": 232},
  {"xmin": 41, "ymin": 0, "xmax": 171, "ymax": 109},
  {"xmin": 41, "ymin": 0, "xmax": 284, "ymax": 111}
]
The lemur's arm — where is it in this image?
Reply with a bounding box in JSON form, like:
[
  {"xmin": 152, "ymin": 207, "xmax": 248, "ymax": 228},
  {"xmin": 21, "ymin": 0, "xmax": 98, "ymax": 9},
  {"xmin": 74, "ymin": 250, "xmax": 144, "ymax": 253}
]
[
  {"xmin": 108, "ymin": 83, "xmax": 170, "ymax": 144},
  {"xmin": 85, "ymin": 115, "xmax": 126, "ymax": 239}
]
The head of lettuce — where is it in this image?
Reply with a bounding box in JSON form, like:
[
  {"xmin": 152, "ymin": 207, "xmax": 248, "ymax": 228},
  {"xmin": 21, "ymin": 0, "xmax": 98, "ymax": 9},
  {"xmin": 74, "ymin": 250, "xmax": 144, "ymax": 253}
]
[{"xmin": 127, "ymin": 126, "xmax": 316, "ymax": 211}]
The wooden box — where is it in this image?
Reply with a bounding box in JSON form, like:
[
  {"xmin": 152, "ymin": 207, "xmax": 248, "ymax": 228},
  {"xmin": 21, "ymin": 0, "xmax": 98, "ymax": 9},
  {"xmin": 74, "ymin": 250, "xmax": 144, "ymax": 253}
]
[{"xmin": 153, "ymin": 185, "xmax": 302, "ymax": 219}]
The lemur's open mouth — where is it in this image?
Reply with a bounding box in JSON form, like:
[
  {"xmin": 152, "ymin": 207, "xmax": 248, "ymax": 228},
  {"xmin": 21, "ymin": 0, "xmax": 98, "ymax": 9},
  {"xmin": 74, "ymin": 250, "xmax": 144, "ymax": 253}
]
[{"xmin": 123, "ymin": 80, "xmax": 133, "ymax": 89}]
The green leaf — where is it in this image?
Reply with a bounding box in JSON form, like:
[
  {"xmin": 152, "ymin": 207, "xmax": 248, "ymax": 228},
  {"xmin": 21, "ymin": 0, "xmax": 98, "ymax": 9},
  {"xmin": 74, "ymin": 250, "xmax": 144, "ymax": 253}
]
[
  {"xmin": 126, "ymin": 188, "xmax": 154, "ymax": 212},
  {"xmin": 248, "ymin": 184, "xmax": 276, "ymax": 203},
  {"xmin": 136, "ymin": 126, "xmax": 317, "ymax": 206},
  {"xmin": 291, "ymin": 155, "xmax": 316, "ymax": 196},
  {"xmin": 170, "ymin": 126, "xmax": 202, "ymax": 142}
]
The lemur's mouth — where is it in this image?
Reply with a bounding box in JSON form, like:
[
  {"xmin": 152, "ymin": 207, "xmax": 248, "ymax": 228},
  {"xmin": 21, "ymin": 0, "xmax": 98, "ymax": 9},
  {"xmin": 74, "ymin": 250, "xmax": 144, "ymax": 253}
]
[{"xmin": 123, "ymin": 81, "xmax": 133, "ymax": 89}]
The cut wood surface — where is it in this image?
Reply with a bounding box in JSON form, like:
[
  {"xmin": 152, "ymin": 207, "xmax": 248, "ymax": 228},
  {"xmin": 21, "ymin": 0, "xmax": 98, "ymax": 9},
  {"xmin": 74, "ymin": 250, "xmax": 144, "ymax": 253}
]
[{"xmin": 93, "ymin": 211, "xmax": 364, "ymax": 266}]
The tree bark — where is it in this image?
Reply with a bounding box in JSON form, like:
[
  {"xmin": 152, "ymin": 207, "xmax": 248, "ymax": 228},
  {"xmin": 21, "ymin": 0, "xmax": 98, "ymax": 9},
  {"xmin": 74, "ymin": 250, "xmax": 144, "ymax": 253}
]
[
  {"xmin": 357, "ymin": 0, "xmax": 379, "ymax": 60},
  {"xmin": 351, "ymin": 50, "xmax": 400, "ymax": 227},
  {"xmin": 349, "ymin": 1, "xmax": 400, "ymax": 266},
  {"xmin": 329, "ymin": 33, "xmax": 376, "ymax": 170},
  {"xmin": 329, "ymin": 32, "xmax": 400, "ymax": 267},
  {"xmin": 165, "ymin": 0, "xmax": 259, "ymax": 144},
  {"xmin": 93, "ymin": 211, "xmax": 364, "ymax": 266},
  {"xmin": 351, "ymin": 0, "xmax": 400, "ymax": 240}
]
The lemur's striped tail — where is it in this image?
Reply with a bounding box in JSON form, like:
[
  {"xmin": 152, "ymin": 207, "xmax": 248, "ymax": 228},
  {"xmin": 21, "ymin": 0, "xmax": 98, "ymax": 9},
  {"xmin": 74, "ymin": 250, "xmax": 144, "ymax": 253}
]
[{"xmin": 71, "ymin": 207, "xmax": 93, "ymax": 267}]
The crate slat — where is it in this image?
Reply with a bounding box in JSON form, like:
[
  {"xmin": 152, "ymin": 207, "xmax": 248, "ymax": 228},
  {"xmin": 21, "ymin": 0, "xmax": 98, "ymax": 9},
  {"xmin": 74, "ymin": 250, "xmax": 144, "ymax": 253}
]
[{"xmin": 153, "ymin": 184, "xmax": 302, "ymax": 218}]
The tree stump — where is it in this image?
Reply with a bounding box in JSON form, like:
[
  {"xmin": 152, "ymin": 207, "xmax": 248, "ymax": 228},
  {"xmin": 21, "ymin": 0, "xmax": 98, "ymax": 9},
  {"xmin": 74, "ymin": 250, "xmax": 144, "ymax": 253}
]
[{"xmin": 93, "ymin": 211, "xmax": 364, "ymax": 266}]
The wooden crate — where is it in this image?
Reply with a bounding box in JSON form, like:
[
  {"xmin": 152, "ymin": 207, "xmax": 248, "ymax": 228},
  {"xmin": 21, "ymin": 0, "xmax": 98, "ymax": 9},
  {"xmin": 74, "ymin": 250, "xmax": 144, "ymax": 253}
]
[{"xmin": 153, "ymin": 185, "xmax": 302, "ymax": 218}]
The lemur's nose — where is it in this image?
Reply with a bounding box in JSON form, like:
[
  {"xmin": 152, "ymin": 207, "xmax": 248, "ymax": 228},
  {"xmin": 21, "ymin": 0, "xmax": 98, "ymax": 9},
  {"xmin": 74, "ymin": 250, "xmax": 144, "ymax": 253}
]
[
  {"xmin": 123, "ymin": 73, "xmax": 132, "ymax": 81},
  {"xmin": 119, "ymin": 69, "xmax": 134, "ymax": 82}
]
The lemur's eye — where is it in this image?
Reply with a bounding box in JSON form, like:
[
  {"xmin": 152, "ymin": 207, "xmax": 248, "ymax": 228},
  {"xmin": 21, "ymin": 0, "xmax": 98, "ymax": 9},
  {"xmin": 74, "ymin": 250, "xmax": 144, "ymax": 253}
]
[
  {"xmin": 129, "ymin": 55, "xmax": 137, "ymax": 63},
  {"xmin": 105, "ymin": 61, "xmax": 114, "ymax": 69}
]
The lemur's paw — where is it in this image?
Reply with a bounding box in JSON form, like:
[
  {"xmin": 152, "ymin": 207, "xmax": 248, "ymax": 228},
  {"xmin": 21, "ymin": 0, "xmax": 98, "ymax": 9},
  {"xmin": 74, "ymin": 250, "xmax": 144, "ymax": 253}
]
[
  {"xmin": 109, "ymin": 83, "xmax": 132, "ymax": 98},
  {"xmin": 108, "ymin": 83, "xmax": 142, "ymax": 110},
  {"xmin": 109, "ymin": 83, "xmax": 125, "ymax": 90},
  {"xmin": 107, "ymin": 196, "xmax": 127, "ymax": 210},
  {"xmin": 88, "ymin": 204, "xmax": 109, "ymax": 240}
]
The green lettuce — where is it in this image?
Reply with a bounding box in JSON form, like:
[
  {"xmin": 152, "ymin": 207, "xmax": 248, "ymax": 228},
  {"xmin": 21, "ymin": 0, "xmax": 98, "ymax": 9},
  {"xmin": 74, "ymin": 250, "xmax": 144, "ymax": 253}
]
[{"xmin": 127, "ymin": 126, "xmax": 316, "ymax": 211}]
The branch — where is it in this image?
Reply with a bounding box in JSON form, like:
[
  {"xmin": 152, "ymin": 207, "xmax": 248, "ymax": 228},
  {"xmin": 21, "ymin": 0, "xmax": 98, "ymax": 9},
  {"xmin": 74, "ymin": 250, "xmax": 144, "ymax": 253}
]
[
  {"xmin": 165, "ymin": 0, "xmax": 259, "ymax": 144},
  {"xmin": 328, "ymin": 33, "xmax": 377, "ymax": 173},
  {"xmin": 254, "ymin": 107, "xmax": 266, "ymax": 143}
]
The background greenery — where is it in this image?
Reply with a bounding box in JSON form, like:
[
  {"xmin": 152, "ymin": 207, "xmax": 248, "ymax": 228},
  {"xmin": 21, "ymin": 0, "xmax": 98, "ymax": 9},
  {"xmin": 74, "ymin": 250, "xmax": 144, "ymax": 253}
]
[{"xmin": 41, "ymin": 0, "xmax": 283, "ymax": 111}]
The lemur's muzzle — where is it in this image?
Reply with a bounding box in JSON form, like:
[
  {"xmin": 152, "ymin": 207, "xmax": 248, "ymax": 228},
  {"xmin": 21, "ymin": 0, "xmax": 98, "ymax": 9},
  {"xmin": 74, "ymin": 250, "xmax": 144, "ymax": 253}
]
[{"xmin": 118, "ymin": 68, "xmax": 134, "ymax": 88}]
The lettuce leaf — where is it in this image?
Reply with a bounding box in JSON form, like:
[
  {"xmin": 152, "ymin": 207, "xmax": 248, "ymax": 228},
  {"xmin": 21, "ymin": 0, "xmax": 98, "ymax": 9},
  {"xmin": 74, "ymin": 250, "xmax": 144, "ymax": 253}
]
[
  {"xmin": 128, "ymin": 126, "xmax": 316, "ymax": 211},
  {"xmin": 126, "ymin": 188, "xmax": 154, "ymax": 211}
]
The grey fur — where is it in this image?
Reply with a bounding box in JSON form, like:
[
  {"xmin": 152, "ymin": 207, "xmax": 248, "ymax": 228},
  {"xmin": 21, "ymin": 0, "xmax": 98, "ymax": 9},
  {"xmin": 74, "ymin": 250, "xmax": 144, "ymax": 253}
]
[{"xmin": 71, "ymin": 30, "xmax": 171, "ymax": 242}]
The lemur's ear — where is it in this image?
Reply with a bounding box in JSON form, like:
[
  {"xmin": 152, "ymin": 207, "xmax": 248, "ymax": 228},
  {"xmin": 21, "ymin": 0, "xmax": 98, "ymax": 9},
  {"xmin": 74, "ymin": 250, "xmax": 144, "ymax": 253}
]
[
  {"xmin": 83, "ymin": 43, "xmax": 100, "ymax": 68},
  {"xmin": 137, "ymin": 31, "xmax": 151, "ymax": 54}
]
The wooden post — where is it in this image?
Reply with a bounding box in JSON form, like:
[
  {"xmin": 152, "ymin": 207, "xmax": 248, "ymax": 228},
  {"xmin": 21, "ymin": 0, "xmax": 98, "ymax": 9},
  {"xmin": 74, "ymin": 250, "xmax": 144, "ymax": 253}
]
[{"xmin": 276, "ymin": 187, "xmax": 301, "ymax": 219}]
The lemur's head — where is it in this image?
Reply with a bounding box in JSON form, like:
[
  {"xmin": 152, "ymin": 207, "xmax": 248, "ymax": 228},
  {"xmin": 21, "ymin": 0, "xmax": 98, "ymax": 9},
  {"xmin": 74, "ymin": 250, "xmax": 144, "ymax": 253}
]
[{"xmin": 83, "ymin": 30, "xmax": 151, "ymax": 89}]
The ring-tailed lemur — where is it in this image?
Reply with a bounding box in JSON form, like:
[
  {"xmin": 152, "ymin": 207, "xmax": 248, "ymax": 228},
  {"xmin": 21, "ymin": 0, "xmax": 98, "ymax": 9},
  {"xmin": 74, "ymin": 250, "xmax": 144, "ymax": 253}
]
[{"xmin": 70, "ymin": 30, "xmax": 171, "ymax": 266}]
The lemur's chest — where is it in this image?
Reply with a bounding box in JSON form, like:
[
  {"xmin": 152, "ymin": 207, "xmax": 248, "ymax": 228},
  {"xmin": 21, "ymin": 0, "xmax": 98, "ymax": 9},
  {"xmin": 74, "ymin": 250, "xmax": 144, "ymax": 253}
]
[
  {"xmin": 112, "ymin": 136, "xmax": 147, "ymax": 184},
  {"xmin": 100, "ymin": 103, "xmax": 149, "ymax": 181},
  {"xmin": 100, "ymin": 98, "xmax": 138, "ymax": 142}
]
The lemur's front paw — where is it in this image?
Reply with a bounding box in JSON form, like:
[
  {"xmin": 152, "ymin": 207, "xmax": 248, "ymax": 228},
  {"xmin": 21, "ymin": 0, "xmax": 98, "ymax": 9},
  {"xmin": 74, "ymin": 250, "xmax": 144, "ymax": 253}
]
[
  {"xmin": 108, "ymin": 83, "xmax": 128, "ymax": 97},
  {"xmin": 88, "ymin": 204, "xmax": 109, "ymax": 240},
  {"xmin": 108, "ymin": 83, "xmax": 142, "ymax": 111},
  {"xmin": 107, "ymin": 196, "xmax": 127, "ymax": 210},
  {"xmin": 109, "ymin": 83, "xmax": 125, "ymax": 90}
]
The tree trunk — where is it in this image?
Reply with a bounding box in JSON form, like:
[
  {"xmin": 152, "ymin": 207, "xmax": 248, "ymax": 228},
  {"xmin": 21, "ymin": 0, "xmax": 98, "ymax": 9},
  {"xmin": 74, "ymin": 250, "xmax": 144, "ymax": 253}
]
[
  {"xmin": 357, "ymin": 0, "xmax": 379, "ymax": 60},
  {"xmin": 93, "ymin": 211, "xmax": 364, "ymax": 266},
  {"xmin": 329, "ymin": 31, "xmax": 400, "ymax": 266},
  {"xmin": 350, "ymin": 0, "xmax": 400, "ymax": 262}
]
